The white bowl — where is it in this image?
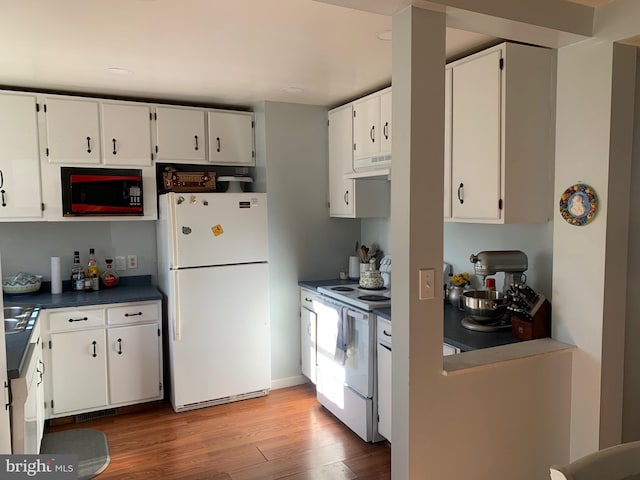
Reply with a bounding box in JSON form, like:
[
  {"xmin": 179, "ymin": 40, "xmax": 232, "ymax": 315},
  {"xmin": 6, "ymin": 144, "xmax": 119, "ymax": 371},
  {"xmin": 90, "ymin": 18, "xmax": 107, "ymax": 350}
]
[{"xmin": 2, "ymin": 273, "xmax": 42, "ymax": 295}]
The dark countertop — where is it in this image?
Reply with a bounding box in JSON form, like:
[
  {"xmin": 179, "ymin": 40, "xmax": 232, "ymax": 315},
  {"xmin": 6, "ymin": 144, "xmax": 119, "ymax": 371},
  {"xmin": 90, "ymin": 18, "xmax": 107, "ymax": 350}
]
[
  {"xmin": 298, "ymin": 278, "xmax": 358, "ymax": 290},
  {"xmin": 5, "ymin": 276, "xmax": 161, "ymax": 380},
  {"xmin": 442, "ymin": 303, "xmax": 522, "ymax": 351},
  {"xmin": 372, "ymin": 304, "xmax": 520, "ymax": 351},
  {"xmin": 300, "ymin": 279, "xmax": 521, "ymax": 352}
]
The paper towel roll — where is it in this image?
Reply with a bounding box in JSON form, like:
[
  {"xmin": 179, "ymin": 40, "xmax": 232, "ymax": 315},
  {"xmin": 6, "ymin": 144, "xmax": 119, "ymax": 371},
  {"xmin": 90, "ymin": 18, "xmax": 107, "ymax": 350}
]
[
  {"xmin": 51, "ymin": 256, "xmax": 62, "ymax": 294},
  {"xmin": 348, "ymin": 256, "xmax": 360, "ymax": 279}
]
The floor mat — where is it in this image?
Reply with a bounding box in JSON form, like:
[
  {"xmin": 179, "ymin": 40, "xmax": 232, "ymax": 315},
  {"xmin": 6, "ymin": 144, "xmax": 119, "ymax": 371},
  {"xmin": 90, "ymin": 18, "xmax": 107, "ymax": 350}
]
[{"xmin": 40, "ymin": 428, "xmax": 110, "ymax": 479}]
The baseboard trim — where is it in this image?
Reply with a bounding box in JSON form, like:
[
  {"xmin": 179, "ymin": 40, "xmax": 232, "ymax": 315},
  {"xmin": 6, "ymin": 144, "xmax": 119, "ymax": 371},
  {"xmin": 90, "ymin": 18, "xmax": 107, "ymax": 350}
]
[{"xmin": 271, "ymin": 375, "xmax": 310, "ymax": 390}]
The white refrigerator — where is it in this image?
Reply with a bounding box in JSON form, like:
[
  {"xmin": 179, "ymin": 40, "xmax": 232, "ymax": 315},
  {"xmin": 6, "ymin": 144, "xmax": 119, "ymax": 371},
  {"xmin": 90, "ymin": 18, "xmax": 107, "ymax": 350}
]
[{"xmin": 157, "ymin": 192, "xmax": 270, "ymax": 412}]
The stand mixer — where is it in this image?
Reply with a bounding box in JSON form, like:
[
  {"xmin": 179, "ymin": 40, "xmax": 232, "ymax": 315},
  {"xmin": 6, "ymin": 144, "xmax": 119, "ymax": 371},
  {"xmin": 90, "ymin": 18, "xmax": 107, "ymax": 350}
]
[{"xmin": 469, "ymin": 250, "xmax": 528, "ymax": 292}]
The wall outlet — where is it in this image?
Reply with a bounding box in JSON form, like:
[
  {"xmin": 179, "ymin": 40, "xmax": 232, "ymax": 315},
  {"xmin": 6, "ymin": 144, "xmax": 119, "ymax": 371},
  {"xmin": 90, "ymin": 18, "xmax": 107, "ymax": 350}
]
[
  {"xmin": 115, "ymin": 256, "xmax": 127, "ymax": 270},
  {"xmin": 419, "ymin": 268, "xmax": 435, "ymax": 300},
  {"xmin": 127, "ymin": 255, "xmax": 138, "ymax": 269}
]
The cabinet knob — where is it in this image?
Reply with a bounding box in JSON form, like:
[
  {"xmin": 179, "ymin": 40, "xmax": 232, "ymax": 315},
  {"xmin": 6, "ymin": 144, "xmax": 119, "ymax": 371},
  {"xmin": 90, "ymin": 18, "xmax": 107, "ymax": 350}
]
[
  {"xmin": 383, "ymin": 122, "xmax": 389, "ymax": 140},
  {"xmin": 117, "ymin": 338, "xmax": 123, "ymax": 355},
  {"xmin": 112, "ymin": 138, "xmax": 117, "ymax": 155},
  {"xmin": 0, "ymin": 169, "xmax": 4, "ymax": 188},
  {"xmin": 370, "ymin": 125, "xmax": 375, "ymax": 143},
  {"xmin": 344, "ymin": 190, "xmax": 349, "ymax": 206},
  {"xmin": 91, "ymin": 340, "xmax": 97, "ymax": 358},
  {"xmin": 1, "ymin": 189, "xmax": 5, "ymax": 208},
  {"xmin": 457, "ymin": 183, "xmax": 464, "ymax": 204},
  {"xmin": 86, "ymin": 136, "xmax": 92, "ymax": 154},
  {"xmin": 216, "ymin": 137, "xmax": 221, "ymax": 152},
  {"xmin": 194, "ymin": 135, "xmax": 199, "ymax": 151}
]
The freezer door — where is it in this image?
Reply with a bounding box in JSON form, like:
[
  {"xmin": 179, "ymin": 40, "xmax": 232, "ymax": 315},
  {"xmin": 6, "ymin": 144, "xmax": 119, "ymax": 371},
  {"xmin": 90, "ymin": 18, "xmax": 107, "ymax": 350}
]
[
  {"xmin": 164, "ymin": 192, "xmax": 268, "ymax": 268},
  {"xmin": 167, "ymin": 263, "xmax": 270, "ymax": 410}
]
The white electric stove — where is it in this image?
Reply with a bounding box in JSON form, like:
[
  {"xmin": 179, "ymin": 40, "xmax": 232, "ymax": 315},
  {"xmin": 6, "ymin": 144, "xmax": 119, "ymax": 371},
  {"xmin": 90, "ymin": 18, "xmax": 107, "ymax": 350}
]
[{"xmin": 317, "ymin": 284, "xmax": 391, "ymax": 311}]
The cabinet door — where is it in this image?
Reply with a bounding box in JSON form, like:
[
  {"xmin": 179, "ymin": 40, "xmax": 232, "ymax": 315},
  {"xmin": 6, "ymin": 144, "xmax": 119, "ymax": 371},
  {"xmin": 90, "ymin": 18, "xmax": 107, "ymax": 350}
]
[
  {"xmin": 207, "ymin": 111, "xmax": 254, "ymax": 166},
  {"xmin": 155, "ymin": 106, "xmax": 206, "ymax": 163},
  {"xmin": 107, "ymin": 323, "xmax": 160, "ymax": 405},
  {"xmin": 50, "ymin": 329, "xmax": 107, "ymax": 414},
  {"xmin": 377, "ymin": 341, "xmax": 392, "ymax": 442},
  {"xmin": 102, "ymin": 103, "xmax": 153, "ymax": 166},
  {"xmin": 328, "ymin": 105, "xmax": 355, "ymax": 217},
  {"xmin": 44, "ymin": 97, "xmax": 101, "ymax": 164},
  {"xmin": 300, "ymin": 306, "xmax": 317, "ymax": 384},
  {"xmin": 353, "ymin": 95, "xmax": 380, "ymax": 159},
  {"xmin": 379, "ymin": 91, "xmax": 392, "ymax": 155},
  {"xmin": 450, "ymin": 49, "xmax": 501, "ymax": 221},
  {"xmin": 444, "ymin": 68, "xmax": 452, "ymax": 219},
  {"xmin": 0, "ymin": 94, "xmax": 43, "ymax": 219}
]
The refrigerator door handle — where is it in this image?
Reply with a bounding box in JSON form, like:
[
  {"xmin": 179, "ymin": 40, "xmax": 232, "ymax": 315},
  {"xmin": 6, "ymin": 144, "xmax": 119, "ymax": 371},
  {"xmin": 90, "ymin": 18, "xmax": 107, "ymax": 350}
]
[
  {"xmin": 169, "ymin": 193, "xmax": 179, "ymax": 269},
  {"xmin": 172, "ymin": 272, "xmax": 182, "ymax": 341}
]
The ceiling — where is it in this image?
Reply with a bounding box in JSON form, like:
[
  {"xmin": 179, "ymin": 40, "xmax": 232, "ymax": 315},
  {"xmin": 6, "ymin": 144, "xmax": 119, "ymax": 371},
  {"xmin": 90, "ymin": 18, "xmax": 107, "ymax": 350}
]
[{"xmin": 0, "ymin": 0, "xmax": 617, "ymax": 109}]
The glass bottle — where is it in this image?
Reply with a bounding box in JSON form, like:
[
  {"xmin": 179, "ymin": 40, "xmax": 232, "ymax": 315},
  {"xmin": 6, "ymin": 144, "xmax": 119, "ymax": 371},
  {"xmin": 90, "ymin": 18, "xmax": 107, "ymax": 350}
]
[
  {"xmin": 101, "ymin": 259, "xmax": 119, "ymax": 288},
  {"xmin": 87, "ymin": 248, "xmax": 100, "ymax": 291},
  {"xmin": 71, "ymin": 251, "xmax": 85, "ymax": 291}
]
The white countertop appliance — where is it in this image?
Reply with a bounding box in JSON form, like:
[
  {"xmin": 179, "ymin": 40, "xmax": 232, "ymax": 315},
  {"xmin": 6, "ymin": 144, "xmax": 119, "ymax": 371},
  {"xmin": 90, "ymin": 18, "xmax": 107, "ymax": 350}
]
[
  {"xmin": 314, "ymin": 283, "xmax": 389, "ymax": 442},
  {"xmin": 157, "ymin": 192, "xmax": 270, "ymax": 412}
]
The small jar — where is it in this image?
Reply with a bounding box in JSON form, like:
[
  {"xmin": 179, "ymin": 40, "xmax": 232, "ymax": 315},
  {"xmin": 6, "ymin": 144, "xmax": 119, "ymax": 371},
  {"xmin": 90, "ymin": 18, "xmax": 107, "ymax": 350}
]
[{"xmin": 448, "ymin": 285, "xmax": 466, "ymax": 310}]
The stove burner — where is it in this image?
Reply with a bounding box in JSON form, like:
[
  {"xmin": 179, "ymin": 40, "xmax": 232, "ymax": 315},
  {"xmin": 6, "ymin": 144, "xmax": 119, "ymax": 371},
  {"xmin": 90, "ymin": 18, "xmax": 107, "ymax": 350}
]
[
  {"xmin": 461, "ymin": 316, "xmax": 511, "ymax": 332},
  {"xmin": 358, "ymin": 286, "xmax": 387, "ymax": 291},
  {"xmin": 331, "ymin": 286, "xmax": 355, "ymax": 292},
  {"xmin": 358, "ymin": 295, "xmax": 391, "ymax": 302}
]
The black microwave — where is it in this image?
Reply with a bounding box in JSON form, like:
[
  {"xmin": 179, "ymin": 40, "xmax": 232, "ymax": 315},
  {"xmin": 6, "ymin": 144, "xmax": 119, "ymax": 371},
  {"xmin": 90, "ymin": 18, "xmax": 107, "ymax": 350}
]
[{"xmin": 61, "ymin": 167, "xmax": 144, "ymax": 217}]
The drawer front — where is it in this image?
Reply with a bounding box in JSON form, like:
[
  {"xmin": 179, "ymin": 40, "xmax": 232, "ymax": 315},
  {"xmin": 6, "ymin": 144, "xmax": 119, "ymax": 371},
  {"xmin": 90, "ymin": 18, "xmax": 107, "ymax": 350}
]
[
  {"xmin": 107, "ymin": 302, "xmax": 159, "ymax": 326},
  {"xmin": 300, "ymin": 288, "xmax": 319, "ymax": 311},
  {"xmin": 377, "ymin": 317, "xmax": 392, "ymax": 343},
  {"xmin": 48, "ymin": 307, "xmax": 105, "ymax": 332}
]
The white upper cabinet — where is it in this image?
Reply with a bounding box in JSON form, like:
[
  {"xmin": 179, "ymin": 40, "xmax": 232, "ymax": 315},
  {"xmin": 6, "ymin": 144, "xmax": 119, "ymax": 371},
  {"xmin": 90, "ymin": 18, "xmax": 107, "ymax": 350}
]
[
  {"xmin": 0, "ymin": 93, "xmax": 43, "ymax": 220},
  {"xmin": 329, "ymin": 105, "xmax": 355, "ymax": 217},
  {"xmin": 155, "ymin": 106, "xmax": 207, "ymax": 163},
  {"xmin": 101, "ymin": 103, "xmax": 153, "ymax": 166},
  {"xmin": 207, "ymin": 111, "xmax": 254, "ymax": 166},
  {"xmin": 43, "ymin": 97, "xmax": 101, "ymax": 164},
  {"xmin": 353, "ymin": 87, "xmax": 392, "ymax": 171},
  {"xmin": 328, "ymin": 104, "xmax": 390, "ymax": 218},
  {"xmin": 444, "ymin": 67, "xmax": 452, "ymax": 220},
  {"xmin": 448, "ymin": 42, "xmax": 553, "ymax": 224}
]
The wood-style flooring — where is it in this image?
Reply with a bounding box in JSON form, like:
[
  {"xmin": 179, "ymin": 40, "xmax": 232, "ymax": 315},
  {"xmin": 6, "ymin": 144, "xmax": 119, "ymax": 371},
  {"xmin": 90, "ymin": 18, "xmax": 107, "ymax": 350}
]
[{"xmin": 45, "ymin": 383, "xmax": 391, "ymax": 479}]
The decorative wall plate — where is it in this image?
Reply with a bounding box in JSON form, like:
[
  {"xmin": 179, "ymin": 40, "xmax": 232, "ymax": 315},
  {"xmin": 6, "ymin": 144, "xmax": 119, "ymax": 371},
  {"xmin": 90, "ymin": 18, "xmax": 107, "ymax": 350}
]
[{"xmin": 559, "ymin": 183, "xmax": 598, "ymax": 226}]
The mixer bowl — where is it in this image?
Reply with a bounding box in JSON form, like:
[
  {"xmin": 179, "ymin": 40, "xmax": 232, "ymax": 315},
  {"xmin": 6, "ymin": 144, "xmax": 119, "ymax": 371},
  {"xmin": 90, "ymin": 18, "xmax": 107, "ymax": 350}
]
[{"xmin": 462, "ymin": 290, "xmax": 510, "ymax": 323}]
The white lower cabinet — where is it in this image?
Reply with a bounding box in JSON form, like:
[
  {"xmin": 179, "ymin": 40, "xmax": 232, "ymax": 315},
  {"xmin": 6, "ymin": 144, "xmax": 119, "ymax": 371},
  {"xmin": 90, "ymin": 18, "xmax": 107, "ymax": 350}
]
[
  {"xmin": 11, "ymin": 327, "xmax": 45, "ymax": 454},
  {"xmin": 300, "ymin": 288, "xmax": 318, "ymax": 384},
  {"xmin": 43, "ymin": 300, "xmax": 162, "ymax": 418},
  {"xmin": 376, "ymin": 317, "xmax": 392, "ymax": 443},
  {"xmin": 443, "ymin": 342, "xmax": 461, "ymax": 356},
  {"xmin": 50, "ymin": 328, "xmax": 108, "ymax": 414},
  {"xmin": 107, "ymin": 323, "xmax": 161, "ymax": 405}
]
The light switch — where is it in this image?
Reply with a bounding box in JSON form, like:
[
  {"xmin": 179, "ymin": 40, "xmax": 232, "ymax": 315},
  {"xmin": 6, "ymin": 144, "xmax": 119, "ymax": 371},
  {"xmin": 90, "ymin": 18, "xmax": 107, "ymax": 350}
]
[
  {"xmin": 115, "ymin": 256, "xmax": 126, "ymax": 270},
  {"xmin": 419, "ymin": 268, "xmax": 435, "ymax": 300}
]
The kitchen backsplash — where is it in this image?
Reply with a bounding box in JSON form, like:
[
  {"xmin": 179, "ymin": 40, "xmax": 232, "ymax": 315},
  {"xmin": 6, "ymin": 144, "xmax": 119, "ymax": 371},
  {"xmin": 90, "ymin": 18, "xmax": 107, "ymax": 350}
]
[
  {"xmin": 361, "ymin": 218, "xmax": 553, "ymax": 299},
  {"xmin": 0, "ymin": 221, "xmax": 158, "ymax": 283}
]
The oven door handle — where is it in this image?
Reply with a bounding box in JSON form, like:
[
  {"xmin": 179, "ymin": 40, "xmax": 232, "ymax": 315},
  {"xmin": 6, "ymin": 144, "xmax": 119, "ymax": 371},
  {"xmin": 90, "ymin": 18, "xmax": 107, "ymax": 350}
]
[{"xmin": 345, "ymin": 309, "xmax": 367, "ymax": 321}]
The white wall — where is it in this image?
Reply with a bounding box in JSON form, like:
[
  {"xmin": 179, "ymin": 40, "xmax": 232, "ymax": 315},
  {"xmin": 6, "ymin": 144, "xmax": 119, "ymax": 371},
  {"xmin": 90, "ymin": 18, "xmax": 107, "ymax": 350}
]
[
  {"xmin": 553, "ymin": 40, "xmax": 635, "ymax": 459},
  {"xmin": 392, "ymin": 7, "xmax": 573, "ymax": 479},
  {"xmin": 253, "ymin": 101, "xmax": 361, "ymax": 386},
  {"xmin": 623, "ymin": 48, "xmax": 640, "ymax": 443},
  {"xmin": 0, "ymin": 221, "xmax": 158, "ymax": 283}
]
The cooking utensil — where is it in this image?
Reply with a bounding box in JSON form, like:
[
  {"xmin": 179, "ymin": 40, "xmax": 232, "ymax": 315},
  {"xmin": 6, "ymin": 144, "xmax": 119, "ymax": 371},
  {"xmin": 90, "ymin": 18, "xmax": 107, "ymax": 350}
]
[{"xmin": 462, "ymin": 290, "xmax": 510, "ymax": 323}]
